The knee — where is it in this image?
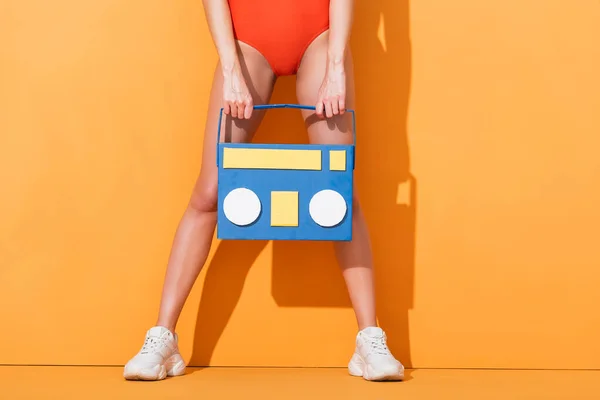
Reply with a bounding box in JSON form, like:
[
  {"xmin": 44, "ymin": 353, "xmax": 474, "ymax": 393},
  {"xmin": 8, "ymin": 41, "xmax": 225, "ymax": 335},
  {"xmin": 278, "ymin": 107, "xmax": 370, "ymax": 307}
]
[{"xmin": 189, "ymin": 176, "xmax": 218, "ymax": 214}]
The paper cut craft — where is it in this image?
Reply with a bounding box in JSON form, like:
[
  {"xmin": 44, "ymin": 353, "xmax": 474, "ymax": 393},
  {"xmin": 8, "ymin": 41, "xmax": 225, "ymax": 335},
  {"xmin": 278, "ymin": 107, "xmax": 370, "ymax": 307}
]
[{"xmin": 216, "ymin": 104, "xmax": 355, "ymax": 241}]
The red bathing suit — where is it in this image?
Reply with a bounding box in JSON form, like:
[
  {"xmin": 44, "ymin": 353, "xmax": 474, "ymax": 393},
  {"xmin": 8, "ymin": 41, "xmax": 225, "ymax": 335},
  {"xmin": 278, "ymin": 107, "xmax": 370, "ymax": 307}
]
[{"xmin": 228, "ymin": 0, "xmax": 330, "ymax": 76}]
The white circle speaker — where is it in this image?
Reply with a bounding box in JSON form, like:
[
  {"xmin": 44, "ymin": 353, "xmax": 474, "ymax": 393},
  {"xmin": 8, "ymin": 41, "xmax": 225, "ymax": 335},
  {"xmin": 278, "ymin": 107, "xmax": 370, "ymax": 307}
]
[
  {"xmin": 309, "ymin": 189, "xmax": 347, "ymax": 227},
  {"xmin": 223, "ymin": 188, "xmax": 261, "ymax": 226}
]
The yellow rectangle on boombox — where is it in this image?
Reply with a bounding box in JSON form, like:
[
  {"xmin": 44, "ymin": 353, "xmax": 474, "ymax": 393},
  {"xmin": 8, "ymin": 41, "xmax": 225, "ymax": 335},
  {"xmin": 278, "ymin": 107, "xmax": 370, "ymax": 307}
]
[
  {"xmin": 222, "ymin": 147, "xmax": 322, "ymax": 170},
  {"xmin": 271, "ymin": 191, "xmax": 299, "ymax": 227},
  {"xmin": 329, "ymin": 150, "xmax": 346, "ymax": 171}
]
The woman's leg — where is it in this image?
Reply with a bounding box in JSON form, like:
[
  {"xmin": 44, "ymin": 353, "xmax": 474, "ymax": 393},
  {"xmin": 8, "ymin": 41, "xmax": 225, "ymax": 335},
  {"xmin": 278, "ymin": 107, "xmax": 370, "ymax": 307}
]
[
  {"xmin": 296, "ymin": 33, "xmax": 376, "ymax": 331},
  {"xmin": 156, "ymin": 42, "xmax": 276, "ymax": 333},
  {"xmin": 296, "ymin": 32, "xmax": 404, "ymax": 381},
  {"xmin": 124, "ymin": 42, "xmax": 275, "ymax": 381}
]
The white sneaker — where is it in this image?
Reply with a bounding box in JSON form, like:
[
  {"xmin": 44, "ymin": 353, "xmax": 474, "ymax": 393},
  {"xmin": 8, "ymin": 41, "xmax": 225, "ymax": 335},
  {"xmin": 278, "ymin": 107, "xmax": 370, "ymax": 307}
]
[
  {"xmin": 348, "ymin": 327, "xmax": 404, "ymax": 381},
  {"xmin": 123, "ymin": 326, "xmax": 186, "ymax": 381}
]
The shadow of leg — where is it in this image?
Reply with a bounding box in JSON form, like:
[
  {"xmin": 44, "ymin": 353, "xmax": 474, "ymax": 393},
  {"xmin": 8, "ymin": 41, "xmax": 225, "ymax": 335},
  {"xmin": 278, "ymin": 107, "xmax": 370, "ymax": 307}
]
[
  {"xmin": 272, "ymin": 240, "xmax": 350, "ymax": 307},
  {"xmin": 374, "ymin": 176, "xmax": 417, "ymax": 367},
  {"xmin": 188, "ymin": 239, "xmax": 268, "ymax": 367}
]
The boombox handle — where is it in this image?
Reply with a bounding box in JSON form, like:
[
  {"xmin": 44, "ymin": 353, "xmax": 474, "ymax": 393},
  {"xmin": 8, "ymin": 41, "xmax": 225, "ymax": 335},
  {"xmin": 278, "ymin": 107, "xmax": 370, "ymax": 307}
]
[{"xmin": 216, "ymin": 103, "xmax": 356, "ymax": 167}]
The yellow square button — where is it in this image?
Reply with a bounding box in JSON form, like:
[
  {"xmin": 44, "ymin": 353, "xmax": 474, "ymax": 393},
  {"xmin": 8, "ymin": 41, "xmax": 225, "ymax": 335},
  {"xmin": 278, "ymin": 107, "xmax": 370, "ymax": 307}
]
[
  {"xmin": 271, "ymin": 191, "xmax": 299, "ymax": 227},
  {"xmin": 329, "ymin": 150, "xmax": 346, "ymax": 171}
]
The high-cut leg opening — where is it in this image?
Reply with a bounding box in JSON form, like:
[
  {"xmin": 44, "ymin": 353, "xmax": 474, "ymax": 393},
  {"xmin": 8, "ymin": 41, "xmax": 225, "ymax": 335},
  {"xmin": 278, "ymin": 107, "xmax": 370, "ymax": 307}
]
[
  {"xmin": 234, "ymin": 38, "xmax": 277, "ymax": 76},
  {"xmin": 295, "ymin": 27, "xmax": 330, "ymax": 74}
]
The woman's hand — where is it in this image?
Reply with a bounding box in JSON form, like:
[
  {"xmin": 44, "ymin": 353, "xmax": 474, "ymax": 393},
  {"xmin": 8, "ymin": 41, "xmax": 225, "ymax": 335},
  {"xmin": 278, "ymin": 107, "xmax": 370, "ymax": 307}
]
[
  {"xmin": 316, "ymin": 60, "xmax": 346, "ymax": 119},
  {"xmin": 222, "ymin": 64, "xmax": 254, "ymax": 119}
]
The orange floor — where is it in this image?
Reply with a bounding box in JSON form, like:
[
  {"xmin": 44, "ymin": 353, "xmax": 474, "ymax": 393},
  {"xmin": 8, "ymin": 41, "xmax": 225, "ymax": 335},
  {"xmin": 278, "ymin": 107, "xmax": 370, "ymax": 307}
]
[{"xmin": 2, "ymin": 367, "xmax": 599, "ymax": 399}]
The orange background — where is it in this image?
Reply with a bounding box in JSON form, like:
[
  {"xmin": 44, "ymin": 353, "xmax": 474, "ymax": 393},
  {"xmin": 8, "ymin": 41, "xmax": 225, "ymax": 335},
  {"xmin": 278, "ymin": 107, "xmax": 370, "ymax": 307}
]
[{"xmin": 1, "ymin": 0, "xmax": 599, "ymax": 369}]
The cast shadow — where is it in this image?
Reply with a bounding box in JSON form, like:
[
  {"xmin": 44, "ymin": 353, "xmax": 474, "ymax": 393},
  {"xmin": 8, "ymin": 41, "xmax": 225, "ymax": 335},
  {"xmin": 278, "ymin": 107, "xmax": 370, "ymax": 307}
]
[{"xmin": 189, "ymin": 0, "xmax": 415, "ymax": 368}]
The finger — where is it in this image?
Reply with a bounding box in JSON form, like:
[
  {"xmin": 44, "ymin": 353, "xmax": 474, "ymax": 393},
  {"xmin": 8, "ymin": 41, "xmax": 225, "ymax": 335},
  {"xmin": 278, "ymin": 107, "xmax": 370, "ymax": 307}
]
[
  {"xmin": 339, "ymin": 97, "xmax": 346, "ymax": 115},
  {"xmin": 236, "ymin": 101, "xmax": 245, "ymax": 120},
  {"xmin": 244, "ymin": 99, "xmax": 253, "ymax": 119},
  {"xmin": 223, "ymin": 102, "xmax": 231, "ymax": 115},
  {"xmin": 325, "ymin": 100, "xmax": 333, "ymax": 119},
  {"xmin": 331, "ymin": 98, "xmax": 340, "ymax": 116},
  {"xmin": 229, "ymin": 102, "xmax": 238, "ymax": 118}
]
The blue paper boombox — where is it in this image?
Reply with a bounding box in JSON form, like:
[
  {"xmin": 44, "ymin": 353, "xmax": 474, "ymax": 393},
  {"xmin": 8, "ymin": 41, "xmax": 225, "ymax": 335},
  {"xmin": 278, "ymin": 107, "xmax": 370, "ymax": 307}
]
[{"xmin": 216, "ymin": 104, "xmax": 356, "ymax": 241}]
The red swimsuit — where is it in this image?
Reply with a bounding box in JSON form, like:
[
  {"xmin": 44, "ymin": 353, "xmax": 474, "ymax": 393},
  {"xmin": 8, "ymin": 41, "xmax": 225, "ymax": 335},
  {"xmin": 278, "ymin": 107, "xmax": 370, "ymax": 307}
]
[{"xmin": 228, "ymin": 0, "xmax": 330, "ymax": 76}]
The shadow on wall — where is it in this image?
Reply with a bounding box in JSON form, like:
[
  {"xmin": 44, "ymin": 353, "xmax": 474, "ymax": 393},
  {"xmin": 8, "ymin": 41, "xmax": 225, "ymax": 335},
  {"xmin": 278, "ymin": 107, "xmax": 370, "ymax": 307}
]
[{"xmin": 189, "ymin": 0, "xmax": 415, "ymax": 367}]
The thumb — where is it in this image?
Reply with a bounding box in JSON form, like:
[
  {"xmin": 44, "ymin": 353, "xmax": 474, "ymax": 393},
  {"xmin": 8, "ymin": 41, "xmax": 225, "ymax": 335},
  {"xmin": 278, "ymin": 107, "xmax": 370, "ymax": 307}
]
[
  {"xmin": 315, "ymin": 98, "xmax": 324, "ymax": 118},
  {"xmin": 244, "ymin": 99, "xmax": 254, "ymax": 119}
]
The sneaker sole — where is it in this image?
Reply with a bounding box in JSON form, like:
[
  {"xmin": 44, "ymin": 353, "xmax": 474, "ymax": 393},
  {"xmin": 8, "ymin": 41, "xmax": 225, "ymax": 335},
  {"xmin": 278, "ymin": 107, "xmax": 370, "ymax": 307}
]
[
  {"xmin": 124, "ymin": 364, "xmax": 167, "ymax": 381},
  {"xmin": 124, "ymin": 354, "xmax": 186, "ymax": 381},
  {"xmin": 348, "ymin": 353, "xmax": 404, "ymax": 382},
  {"xmin": 167, "ymin": 356, "xmax": 186, "ymax": 377}
]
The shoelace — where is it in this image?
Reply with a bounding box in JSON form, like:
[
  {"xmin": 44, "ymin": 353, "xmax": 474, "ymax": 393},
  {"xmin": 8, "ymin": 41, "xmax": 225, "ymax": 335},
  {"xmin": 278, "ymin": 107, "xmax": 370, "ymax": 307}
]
[
  {"xmin": 366, "ymin": 335, "xmax": 391, "ymax": 356},
  {"xmin": 141, "ymin": 336, "xmax": 165, "ymax": 354}
]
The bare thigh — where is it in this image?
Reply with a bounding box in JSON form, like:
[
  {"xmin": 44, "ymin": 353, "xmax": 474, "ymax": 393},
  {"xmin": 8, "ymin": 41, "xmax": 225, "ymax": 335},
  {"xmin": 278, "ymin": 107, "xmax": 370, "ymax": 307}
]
[
  {"xmin": 190, "ymin": 42, "xmax": 276, "ymax": 209},
  {"xmin": 295, "ymin": 31, "xmax": 355, "ymax": 145}
]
